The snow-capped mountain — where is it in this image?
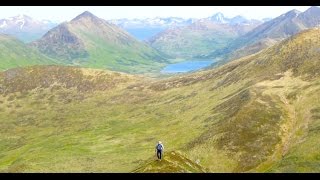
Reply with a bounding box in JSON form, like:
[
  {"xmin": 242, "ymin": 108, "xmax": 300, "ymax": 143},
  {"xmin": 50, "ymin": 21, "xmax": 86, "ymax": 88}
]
[
  {"xmin": 204, "ymin": 12, "xmax": 262, "ymax": 25},
  {"xmin": 109, "ymin": 17, "xmax": 197, "ymax": 29},
  {"xmin": 208, "ymin": 12, "xmax": 228, "ymax": 23},
  {"xmin": 110, "ymin": 13, "xmax": 261, "ymax": 29},
  {"xmin": 108, "ymin": 17, "xmax": 197, "ymax": 40},
  {"xmin": 109, "ymin": 15, "xmax": 262, "ymax": 40},
  {"xmin": 0, "ymin": 14, "xmax": 55, "ymax": 30},
  {"xmin": 0, "ymin": 14, "xmax": 58, "ymax": 42}
]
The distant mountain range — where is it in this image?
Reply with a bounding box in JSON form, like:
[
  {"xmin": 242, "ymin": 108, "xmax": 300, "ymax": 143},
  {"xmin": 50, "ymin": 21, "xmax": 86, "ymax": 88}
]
[
  {"xmin": 0, "ymin": 13, "xmax": 266, "ymax": 43},
  {"xmin": 207, "ymin": 6, "xmax": 320, "ymax": 62},
  {"xmin": 111, "ymin": 13, "xmax": 263, "ymax": 30},
  {"xmin": 205, "ymin": 12, "xmax": 262, "ymax": 25},
  {"xmin": 147, "ymin": 13, "xmax": 262, "ymax": 58},
  {"xmin": 109, "ymin": 17, "xmax": 196, "ymax": 40},
  {"xmin": 110, "ymin": 14, "xmax": 263, "ymax": 41},
  {"xmin": 1, "ymin": 7, "xmax": 320, "ymax": 73},
  {"xmin": 0, "ymin": 15, "xmax": 58, "ymax": 42},
  {"xmin": 110, "ymin": 17, "xmax": 196, "ymax": 29}
]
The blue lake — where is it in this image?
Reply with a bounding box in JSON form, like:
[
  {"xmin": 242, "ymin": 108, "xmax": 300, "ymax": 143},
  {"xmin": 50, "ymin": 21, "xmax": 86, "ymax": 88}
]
[{"xmin": 161, "ymin": 60, "xmax": 215, "ymax": 74}]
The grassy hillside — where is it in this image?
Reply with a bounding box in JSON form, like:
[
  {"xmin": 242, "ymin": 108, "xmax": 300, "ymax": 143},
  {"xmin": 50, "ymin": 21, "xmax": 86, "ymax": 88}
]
[
  {"xmin": 149, "ymin": 25, "xmax": 237, "ymax": 59},
  {"xmin": 70, "ymin": 25, "xmax": 167, "ymax": 74},
  {"xmin": 0, "ymin": 65, "xmax": 206, "ymax": 172},
  {"xmin": 0, "ymin": 34, "xmax": 58, "ymax": 71},
  {"xmin": 1, "ymin": 28, "xmax": 320, "ymax": 172}
]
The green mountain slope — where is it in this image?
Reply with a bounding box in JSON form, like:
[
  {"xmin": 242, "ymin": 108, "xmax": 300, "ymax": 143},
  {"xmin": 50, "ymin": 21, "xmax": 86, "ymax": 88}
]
[
  {"xmin": 31, "ymin": 11, "xmax": 168, "ymax": 74},
  {"xmin": 0, "ymin": 34, "xmax": 58, "ymax": 71},
  {"xmin": 148, "ymin": 20, "xmax": 259, "ymax": 59},
  {"xmin": 1, "ymin": 28, "xmax": 320, "ymax": 172}
]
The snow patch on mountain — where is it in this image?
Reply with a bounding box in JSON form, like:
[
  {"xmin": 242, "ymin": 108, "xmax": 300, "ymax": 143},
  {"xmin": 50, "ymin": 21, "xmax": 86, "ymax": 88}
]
[
  {"xmin": 0, "ymin": 14, "xmax": 59, "ymax": 42},
  {"xmin": 110, "ymin": 13, "xmax": 262, "ymax": 30},
  {"xmin": 0, "ymin": 21, "xmax": 7, "ymax": 28},
  {"xmin": 110, "ymin": 17, "xmax": 196, "ymax": 28},
  {"xmin": 210, "ymin": 12, "xmax": 228, "ymax": 23},
  {"xmin": 16, "ymin": 19, "xmax": 25, "ymax": 29}
]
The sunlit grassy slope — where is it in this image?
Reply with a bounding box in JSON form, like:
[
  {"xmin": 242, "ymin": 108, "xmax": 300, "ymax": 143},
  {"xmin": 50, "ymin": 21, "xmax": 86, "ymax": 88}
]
[
  {"xmin": 1, "ymin": 28, "xmax": 320, "ymax": 172},
  {"xmin": 0, "ymin": 34, "xmax": 58, "ymax": 71},
  {"xmin": 71, "ymin": 27, "xmax": 167, "ymax": 74}
]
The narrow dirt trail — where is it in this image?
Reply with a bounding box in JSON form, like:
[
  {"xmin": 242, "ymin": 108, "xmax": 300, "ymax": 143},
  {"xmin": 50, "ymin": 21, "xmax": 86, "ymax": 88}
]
[
  {"xmin": 250, "ymin": 91, "xmax": 298, "ymax": 172},
  {"xmin": 278, "ymin": 93, "xmax": 297, "ymax": 157}
]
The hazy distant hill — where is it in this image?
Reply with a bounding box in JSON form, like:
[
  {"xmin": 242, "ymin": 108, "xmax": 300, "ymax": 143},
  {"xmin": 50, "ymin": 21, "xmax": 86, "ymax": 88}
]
[{"xmin": 148, "ymin": 13, "xmax": 261, "ymax": 58}]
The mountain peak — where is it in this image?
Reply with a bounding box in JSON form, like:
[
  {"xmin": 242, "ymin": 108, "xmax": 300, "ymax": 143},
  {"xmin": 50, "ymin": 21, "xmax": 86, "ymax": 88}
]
[
  {"xmin": 71, "ymin": 11, "xmax": 99, "ymax": 22},
  {"xmin": 214, "ymin": 12, "xmax": 224, "ymax": 17},
  {"xmin": 303, "ymin": 6, "xmax": 320, "ymax": 15},
  {"xmin": 284, "ymin": 9, "xmax": 301, "ymax": 17},
  {"xmin": 80, "ymin": 11, "xmax": 95, "ymax": 16},
  {"xmin": 306, "ymin": 6, "xmax": 320, "ymax": 12},
  {"xmin": 209, "ymin": 12, "xmax": 228, "ymax": 23},
  {"xmin": 296, "ymin": 6, "xmax": 320, "ymax": 27},
  {"xmin": 212, "ymin": 12, "xmax": 224, "ymax": 19}
]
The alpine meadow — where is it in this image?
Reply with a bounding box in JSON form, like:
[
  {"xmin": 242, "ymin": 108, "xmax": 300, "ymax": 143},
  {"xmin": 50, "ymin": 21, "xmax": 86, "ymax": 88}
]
[{"xmin": 1, "ymin": 6, "xmax": 320, "ymax": 173}]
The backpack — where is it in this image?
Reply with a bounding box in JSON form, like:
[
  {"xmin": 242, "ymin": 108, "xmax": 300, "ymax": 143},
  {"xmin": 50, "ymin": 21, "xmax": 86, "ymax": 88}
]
[{"xmin": 157, "ymin": 143, "xmax": 163, "ymax": 151}]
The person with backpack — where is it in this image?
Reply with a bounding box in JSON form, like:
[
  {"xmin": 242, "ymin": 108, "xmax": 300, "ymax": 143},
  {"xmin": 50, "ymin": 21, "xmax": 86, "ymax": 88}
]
[{"xmin": 155, "ymin": 141, "xmax": 164, "ymax": 160}]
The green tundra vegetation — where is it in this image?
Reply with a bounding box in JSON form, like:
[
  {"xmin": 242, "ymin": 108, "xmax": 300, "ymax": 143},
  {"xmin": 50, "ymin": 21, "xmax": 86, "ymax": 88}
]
[{"xmin": 0, "ymin": 34, "xmax": 58, "ymax": 71}]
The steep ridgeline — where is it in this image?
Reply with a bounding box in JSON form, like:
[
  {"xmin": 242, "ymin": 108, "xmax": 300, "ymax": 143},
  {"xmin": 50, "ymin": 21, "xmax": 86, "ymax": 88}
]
[
  {"xmin": 132, "ymin": 151, "xmax": 207, "ymax": 173},
  {"xmin": 208, "ymin": 6, "xmax": 320, "ymax": 63},
  {"xmin": 0, "ymin": 34, "xmax": 58, "ymax": 70},
  {"xmin": 31, "ymin": 11, "xmax": 168, "ymax": 74},
  {"xmin": 148, "ymin": 13, "xmax": 261, "ymax": 59},
  {"xmin": 1, "ymin": 28, "xmax": 320, "ymax": 172}
]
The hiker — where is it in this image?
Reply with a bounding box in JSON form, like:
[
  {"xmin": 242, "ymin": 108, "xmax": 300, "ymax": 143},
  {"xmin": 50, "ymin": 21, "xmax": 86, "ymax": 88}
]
[{"xmin": 155, "ymin": 141, "xmax": 164, "ymax": 160}]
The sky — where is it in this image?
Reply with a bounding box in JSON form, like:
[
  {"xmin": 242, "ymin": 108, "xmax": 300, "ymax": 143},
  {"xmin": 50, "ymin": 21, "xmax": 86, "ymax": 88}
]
[{"xmin": 0, "ymin": 6, "xmax": 314, "ymax": 22}]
